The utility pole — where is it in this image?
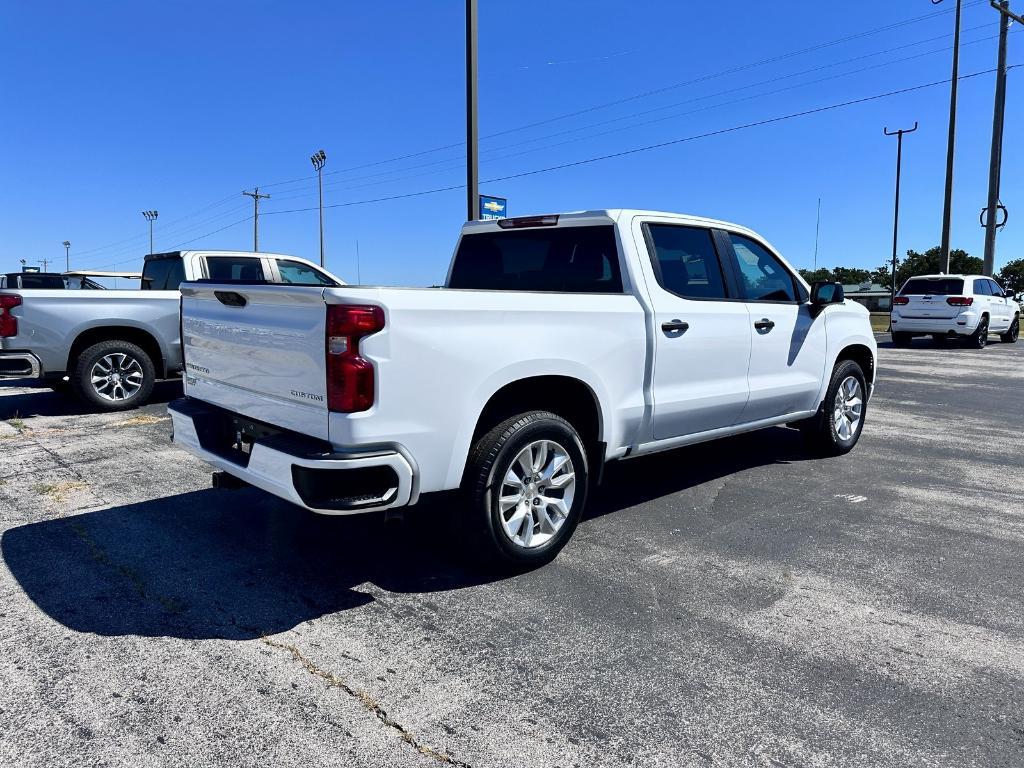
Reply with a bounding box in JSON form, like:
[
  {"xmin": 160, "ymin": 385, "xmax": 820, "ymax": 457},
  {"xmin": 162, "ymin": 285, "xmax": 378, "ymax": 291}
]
[
  {"xmin": 243, "ymin": 188, "xmax": 271, "ymax": 251},
  {"xmin": 142, "ymin": 210, "xmax": 159, "ymax": 254},
  {"xmin": 933, "ymin": 0, "xmax": 962, "ymax": 273},
  {"xmin": 885, "ymin": 123, "xmax": 919, "ymax": 312},
  {"xmin": 982, "ymin": 0, "xmax": 1023, "ymax": 276},
  {"xmin": 310, "ymin": 150, "xmax": 327, "ymax": 267},
  {"xmin": 62, "ymin": 241, "xmax": 71, "ymax": 271},
  {"xmin": 466, "ymin": 0, "xmax": 479, "ymax": 221},
  {"xmin": 37, "ymin": 259, "xmax": 49, "ymax": 272},
  {"xmin": 813, "ymin": 198, "xmax": 821, "ymax": 271}
]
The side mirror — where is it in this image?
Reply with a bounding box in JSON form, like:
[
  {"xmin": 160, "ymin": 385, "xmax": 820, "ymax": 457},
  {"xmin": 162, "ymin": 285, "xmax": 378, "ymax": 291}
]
[{"xmin": 811, "ymin": 281, "xmax": 845, "ymax": 307}]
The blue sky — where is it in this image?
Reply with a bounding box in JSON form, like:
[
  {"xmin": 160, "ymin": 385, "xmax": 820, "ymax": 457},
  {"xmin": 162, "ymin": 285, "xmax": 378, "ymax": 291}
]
[{"xmin": 1, "ymin": 0, "xmax": 1021, "ymax": 285}]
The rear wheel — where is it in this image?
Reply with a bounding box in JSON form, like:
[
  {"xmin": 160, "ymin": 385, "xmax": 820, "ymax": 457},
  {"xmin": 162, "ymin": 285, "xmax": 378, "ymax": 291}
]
[
  {"xmin": 800, "ymin": 359, "xmax": 867, "ymax": 456},
  {"xmin": 892, "ymin": 332, "xmax": 912, "ymax": 347},
  {"xmin": 71, "ymin": 340, "xmax": 156, "ymax": 412},
  {"xmin": 1000, "ymin": 315, "xmax": 1019, "ymax": 343},
  {"xmin": 461, "ymin": 411, "xmax": 588, "ymax": 569},
  {"xmin": 966, "ymin": 316, "xmax": 989, "ymax": 349}
]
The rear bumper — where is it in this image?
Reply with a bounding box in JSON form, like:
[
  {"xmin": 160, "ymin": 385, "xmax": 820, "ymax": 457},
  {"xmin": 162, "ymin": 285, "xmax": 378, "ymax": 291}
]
[
  {"xmin": 0, "ymin": 351, "xmax": 41, "ymax": 379},
  {"xmin": 890, "ymin": 312, "xmax": 978, "ymax": 335},
  {"xmin": 168, "ymin": 397, "xmax": 417, "ymax": 515}
]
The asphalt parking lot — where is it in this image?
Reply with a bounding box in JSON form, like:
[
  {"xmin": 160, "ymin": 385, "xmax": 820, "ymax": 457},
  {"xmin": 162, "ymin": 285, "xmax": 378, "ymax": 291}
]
[{"xmin": 1, "ymin": 335, "xmax": 1022, "ymax": 768}]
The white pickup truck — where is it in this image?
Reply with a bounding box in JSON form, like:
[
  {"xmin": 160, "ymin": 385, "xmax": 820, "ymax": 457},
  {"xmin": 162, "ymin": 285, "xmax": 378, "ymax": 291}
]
[{"xmin": 169, "ymin": 210, "xmax": 877, "ymax": 567}]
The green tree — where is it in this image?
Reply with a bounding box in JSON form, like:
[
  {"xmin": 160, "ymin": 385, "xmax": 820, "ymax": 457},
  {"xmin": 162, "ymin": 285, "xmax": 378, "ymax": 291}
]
[
  {"xmin": 798, "ymin": 267, "xmax": 835, "ymax": 284},
  {"xmin": 996, "ymin": 258, "xmax": 1024, "ymax": 299},
  {"xmin": 869, "ymin": 265, "xmax": 893, "ymax": 288},
  {"xmin": 831, "ymin": 266, "xmax": 872, "ymax": 285},
  {"xmin": 895, "ymin": 247, "xmax": 982, "ymax": 289}
]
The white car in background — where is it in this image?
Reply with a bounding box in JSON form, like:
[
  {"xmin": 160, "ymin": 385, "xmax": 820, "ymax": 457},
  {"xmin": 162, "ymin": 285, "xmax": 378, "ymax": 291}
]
[{"xmin": 891, "ymin": 274, "xmax": 1020, "ymax": 349}]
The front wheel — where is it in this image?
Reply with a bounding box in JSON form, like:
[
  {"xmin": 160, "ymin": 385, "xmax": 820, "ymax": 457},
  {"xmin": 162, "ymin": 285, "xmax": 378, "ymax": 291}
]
[
  {"xmin": 800, "ymin": 360, "xmax": 868, "ymax": 456},
  {"xmin": 1000, "ymin": 315, "xmax": 1019, "ymax": 344},
  {"xmin": 461, "ymin": 411, "xmax": 588, "ymax": 569},
  {"xmin": 70, "ymin": 340, "xmax": 156, "ymax": 412}
]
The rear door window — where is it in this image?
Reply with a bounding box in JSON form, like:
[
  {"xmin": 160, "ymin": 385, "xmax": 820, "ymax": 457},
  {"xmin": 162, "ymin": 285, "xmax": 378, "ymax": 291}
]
[
  {"xmin": 448, "ymin": 225, "xmax": 622, "ymax": 293},
  {"xmin": 645, "ymin": 224, "xmax": 728, "ymax": 300},
  {"xmin": 900, "ymin": 278, "xmax": 964, "ymax": 296},
  {"xmin": 206, "ymin": 257, "xmax": 266, "ymax": 282},
  {"xmin": 973, "ymin": 279, "xmax": 991, "ymax": 295}
]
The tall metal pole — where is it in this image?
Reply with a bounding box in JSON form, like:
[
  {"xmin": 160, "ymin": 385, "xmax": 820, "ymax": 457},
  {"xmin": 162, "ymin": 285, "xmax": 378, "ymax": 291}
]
[
  {"xmin": 982, "ymin": 0, "xmax": 1021, "ymax": 276},
  {"xmin": 142, "ymin": 211, "xmax": 159, "ymax": 255},
  {"xmin": 813, "ymin": 198, "xmax": 821, "ymax": 270},
  {"xmin": 934, "ymin": 0, "xmax": 962, "ymax": 273},
  {"xmin": 243, "ymin": 188, "xmax": 270, "ymax": 251},
  {"xmin": 885, "ymin": 123, "xmax": 919, "ymax": 310},
  {"xmin": 466, "ymin": 0, "xmax": 479, "ymax": 221},
  {"xmin": 63, "ymin": 241, "xmax": 70, "ymax": 271},
  {"xmin": 311, "ymin": 150, "xmax": 327, "ymax": 267}
]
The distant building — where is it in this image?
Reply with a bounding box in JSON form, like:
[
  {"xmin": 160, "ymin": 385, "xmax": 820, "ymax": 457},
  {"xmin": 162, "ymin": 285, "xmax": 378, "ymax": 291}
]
[{"xmin": 843, "ymin": 281, "xmax": 892, "ymax": 312}]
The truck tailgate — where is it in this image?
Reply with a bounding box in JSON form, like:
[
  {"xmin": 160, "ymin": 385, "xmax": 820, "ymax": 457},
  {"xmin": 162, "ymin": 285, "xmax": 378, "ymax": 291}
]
[{"xmin": 181, "ymin": 283, "xmax": 330, "ymax": 440}]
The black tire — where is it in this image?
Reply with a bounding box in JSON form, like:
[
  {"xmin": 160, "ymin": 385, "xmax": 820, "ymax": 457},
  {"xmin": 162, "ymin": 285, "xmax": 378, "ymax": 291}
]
[
  {"xmin": 892, "ymin": 332, "xmax": 912, "ymax": 347},
  {"xmin": 966, "ymin": 315, "xmax": 989, "ymax": 349},
  {"xmin": 70, "ymin": 340, "xmax": 156, "ymax": 412},
  {"xmin": 1000, "ymin": 315, "xmax": 1019, "ymax": 344},
  {"xmin": 461, "ymin": 410, "xmax": 589, "ymax": 569},
  {"xmin": 800, "ymin": 359, "xmax": 868, "ymax": 457}
]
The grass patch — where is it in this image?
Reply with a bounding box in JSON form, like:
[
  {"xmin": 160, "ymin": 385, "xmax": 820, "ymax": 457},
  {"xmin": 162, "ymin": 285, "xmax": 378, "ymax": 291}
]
[
  {"xmin": 106, "ymin": 414, "xmax": 169, "ymax": 429},
  {"xmin": 33, "ymin": 481, "xmax": 87, "ymax": 503}
]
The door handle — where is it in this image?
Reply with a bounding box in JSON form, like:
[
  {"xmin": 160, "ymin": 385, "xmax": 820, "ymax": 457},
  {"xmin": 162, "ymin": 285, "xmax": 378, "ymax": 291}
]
[
  {"xmin": 754, "ymin": 318, "xmax": 775, "ymax": 332},
  {"xmin": 661, "ymin": 319, "xmax": 689, "ymax": 334}
]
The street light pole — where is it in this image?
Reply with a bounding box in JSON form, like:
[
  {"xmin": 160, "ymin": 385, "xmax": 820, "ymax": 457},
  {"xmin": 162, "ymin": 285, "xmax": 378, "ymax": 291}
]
[
  {"xmin": 63, "ymin": 241, "xmax": 71, "ymax": 272},
  {"xmin": 142, "ymin": 210, "xmax": 159, "ymax": 254},
  {"xmin": 466, "ymin": 0, "xmax": 479, "ymax": 221},
  {"xmin": 933, "ymin": 0, "xmax": 962, "ymax": 274},
  {"xmin": 982, "ymin": 0, "xmax": 1023, "ymax": 276},
  {"xmin": 311, "ymin": 150, "xmax": 327, "ymax": 267},
  {"xmin": 885, "ymin": 123, "xmax": 919, "ymax": 312}
]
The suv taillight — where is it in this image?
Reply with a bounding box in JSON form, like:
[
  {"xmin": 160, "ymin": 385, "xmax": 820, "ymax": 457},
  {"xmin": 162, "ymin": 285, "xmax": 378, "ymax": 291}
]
[
  {"xmin": 326, "ymin": 304, "xmax": 385, "ymax": 413},
  {"xmin": 946, "ymin": 296, "xmax": 974, "ymax": 306},
  {"xmin": 0, "ymin": 294, "xmax": 21, "ymax": 337},
  {"xmin": 893, "ymin": 296, "xmax": 909, "ymax": 305}
]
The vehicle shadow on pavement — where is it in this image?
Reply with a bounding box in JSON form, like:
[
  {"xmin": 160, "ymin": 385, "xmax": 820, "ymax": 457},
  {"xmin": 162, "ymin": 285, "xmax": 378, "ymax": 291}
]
[
  {"xmin": 0, "ymin": 380, "xmax": 182, "ymax": 419},
  {"xmin": 0, "ymin": 486, "xmax": 504, "ymax": 640},
  {"xmin": 587, "ymin": 426, "xmax": 814, "ymax": 520},
  {"xmin": 2, "ymin": 426, "xmax": 820, "ymax": 641}
]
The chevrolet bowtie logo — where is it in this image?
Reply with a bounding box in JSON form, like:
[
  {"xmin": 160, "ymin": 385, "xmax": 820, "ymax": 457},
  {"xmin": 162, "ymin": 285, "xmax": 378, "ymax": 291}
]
[{"xmin": 483, "ymin": 200, "xmax": 504, "ymax": 213}]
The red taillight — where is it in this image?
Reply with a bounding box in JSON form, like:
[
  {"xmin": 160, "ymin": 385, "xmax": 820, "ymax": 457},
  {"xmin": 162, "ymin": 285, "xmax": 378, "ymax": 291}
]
[
  {"xmin": 326, "ymin": 304, "xmax": 384, "ymax": 413},
  {"xmin": 0, "ymin": 294, "xmax": 21, "ymax": 337},
  {"xmin": 946, "ymin": 296, "xmax": 974, "ymax": 306},
  {"xmin": 893, "ymin": 296, "xmax": 910, "ymax": 305}
]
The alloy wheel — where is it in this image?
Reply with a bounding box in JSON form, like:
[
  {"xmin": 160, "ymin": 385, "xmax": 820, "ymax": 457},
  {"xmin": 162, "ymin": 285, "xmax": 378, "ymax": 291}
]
[
  {"xmin": 832, "ymin": 376, "xmax": 863, "ymax": 443},
  {"xmin": 90, "ymin": 353, "xmax": 145, "ymax": 402},
  {"xmin": 497, "ymin": 439, "xmax": 576, "ymax": 550}
]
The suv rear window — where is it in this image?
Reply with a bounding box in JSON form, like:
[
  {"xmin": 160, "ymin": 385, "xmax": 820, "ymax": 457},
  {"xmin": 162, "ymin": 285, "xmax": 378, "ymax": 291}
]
[
  {"xmin": 448, "ymin": 225, "xmax": 622, "ymax": 293},
  {"xmin": 900, "ymin": 278, "xmax": 964, "ymax": 296}
]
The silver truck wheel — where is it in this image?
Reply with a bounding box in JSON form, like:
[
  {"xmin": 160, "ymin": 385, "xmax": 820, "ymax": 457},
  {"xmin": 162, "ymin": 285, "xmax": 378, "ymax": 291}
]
[
  {"xmin": 71, "ymin": 340, "xmax": 157, "ymax": 412},
  {"xmin": 497, "ymin": 439, "xmax": 577, "ymax": 550}
]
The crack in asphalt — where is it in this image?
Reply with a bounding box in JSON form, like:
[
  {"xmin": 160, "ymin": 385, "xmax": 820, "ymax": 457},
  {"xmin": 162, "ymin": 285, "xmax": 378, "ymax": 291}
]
[{"xmin": 261, "ymin": 636, "xmax": 473, "ymax": 768}]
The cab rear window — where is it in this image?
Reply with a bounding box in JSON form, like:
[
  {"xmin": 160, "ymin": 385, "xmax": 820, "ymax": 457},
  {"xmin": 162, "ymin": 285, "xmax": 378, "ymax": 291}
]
[
  {"xmin": 900, "ymin": 278, "xmax": 964, "ymax": 296},
  {"xmin": 448, "ymin": 225, "xmax": 622, "ymax": 293}
]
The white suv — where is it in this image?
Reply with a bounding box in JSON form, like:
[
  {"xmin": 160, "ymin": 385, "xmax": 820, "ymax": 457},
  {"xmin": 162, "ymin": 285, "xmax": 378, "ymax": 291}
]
[{"xmin": 891, "ymin": 274, "xmax": 1020, "ymax": 349}]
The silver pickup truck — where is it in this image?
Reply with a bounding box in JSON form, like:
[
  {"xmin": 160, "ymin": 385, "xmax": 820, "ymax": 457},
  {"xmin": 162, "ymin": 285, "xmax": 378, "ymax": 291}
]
[{"xmin": 0, "ymin": 250, "xmax": 342, "ymax": 411}]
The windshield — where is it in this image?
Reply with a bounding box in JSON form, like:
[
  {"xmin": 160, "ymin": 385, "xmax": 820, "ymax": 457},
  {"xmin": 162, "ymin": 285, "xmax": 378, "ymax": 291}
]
[{"xmin": 900, "ymin": 278, "xmax": 964, "ymax": 296}]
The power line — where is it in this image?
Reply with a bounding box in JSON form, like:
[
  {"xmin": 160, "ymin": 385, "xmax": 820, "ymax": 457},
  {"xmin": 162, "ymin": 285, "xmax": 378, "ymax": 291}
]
[
  {"xmin": 250, "ymin": 1, "xmax": 986, "ymax": 195},
  {"xmin": 261, "ymin": 29, "xmax": 1006, "ymax": 208},
  {"xmin": 261, "ymin": 67, "xmax": 1004, "ymax": 218}
]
